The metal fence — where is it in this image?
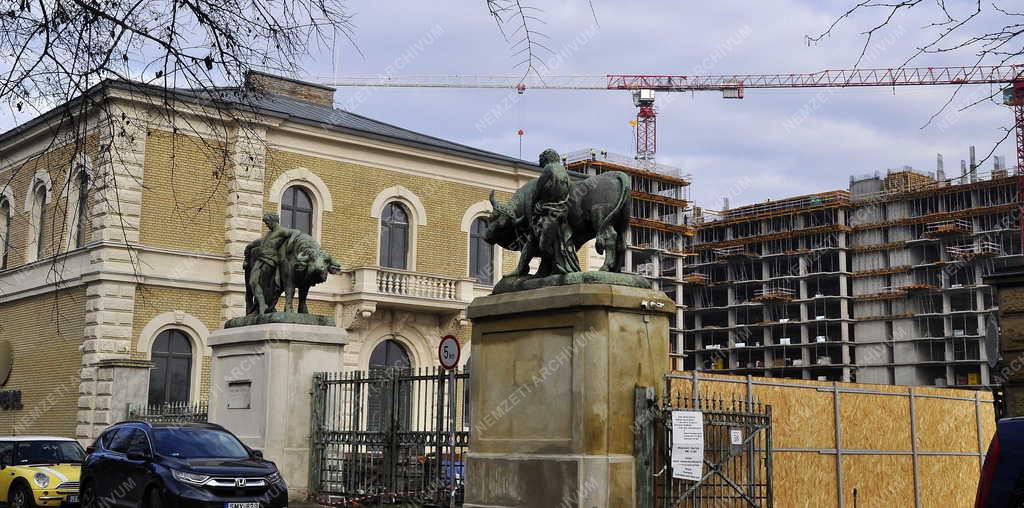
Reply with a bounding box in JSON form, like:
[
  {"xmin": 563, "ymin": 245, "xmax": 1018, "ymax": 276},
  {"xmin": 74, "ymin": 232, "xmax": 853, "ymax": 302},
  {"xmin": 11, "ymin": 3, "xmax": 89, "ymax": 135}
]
[
  {"xmin": 127, "ymin": 401, "xmax": 209, "ymax": 424},
  {"xmin": 310, "ymin": 367, "xmax": 469, "ymax": 506},
  {"xmin": 638, "ymin": 388, "xmax": 773, "ymax": 508}
]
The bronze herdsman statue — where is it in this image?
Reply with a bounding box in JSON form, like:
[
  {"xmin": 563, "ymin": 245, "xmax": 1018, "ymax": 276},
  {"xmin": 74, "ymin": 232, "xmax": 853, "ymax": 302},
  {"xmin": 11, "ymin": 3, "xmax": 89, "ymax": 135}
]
[
  {"xmin": 242, "ymin": 212, "xmax": 341, "ymax": 317},
  {"xmin": 483, "ymin": 148, "xmax": 648, "ymax": 292}
]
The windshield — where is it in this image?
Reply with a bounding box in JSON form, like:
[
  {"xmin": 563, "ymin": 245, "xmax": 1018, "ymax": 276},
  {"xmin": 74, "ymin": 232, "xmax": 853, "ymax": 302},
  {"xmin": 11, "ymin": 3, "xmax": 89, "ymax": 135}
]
[
  {"xmin": 152, "ymin": 428, "xmax": 250, "ymax": 459},
  {"xmin": 13, "ymin": 441, "xmax": 85, "ymax": 465}
]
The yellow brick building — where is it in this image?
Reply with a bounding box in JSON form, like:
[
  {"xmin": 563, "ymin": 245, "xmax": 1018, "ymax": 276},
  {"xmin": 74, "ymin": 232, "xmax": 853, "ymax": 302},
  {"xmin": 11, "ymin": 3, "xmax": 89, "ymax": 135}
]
[{"xmin": 0, "ymin": 72, "xmax": 543, "ymax": 441}]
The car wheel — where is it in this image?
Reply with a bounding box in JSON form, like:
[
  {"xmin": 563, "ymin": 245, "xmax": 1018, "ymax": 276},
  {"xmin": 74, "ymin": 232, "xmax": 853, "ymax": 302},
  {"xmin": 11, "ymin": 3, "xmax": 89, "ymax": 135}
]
[
  {"xmin": 80, "ymin": 481, "xmax": 96, "ymax": 508},
  {"xmin": 9, "ymin": 484, "xmax": 35, "ymax": 508},
  {"xmin": 147, "ymin": 486, "xmax": 164, "ymax": 508}
]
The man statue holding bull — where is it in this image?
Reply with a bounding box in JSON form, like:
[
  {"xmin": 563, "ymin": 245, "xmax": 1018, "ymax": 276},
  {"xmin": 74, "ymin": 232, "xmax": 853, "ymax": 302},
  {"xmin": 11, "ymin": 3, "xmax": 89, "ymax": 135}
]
[
  {"xmin": 240, "ymin": 212, "xmax": 341, "ymax": 320},
  {"xmin": 484, "ymin": 148, "xmax": 649, "ymax": 292}
]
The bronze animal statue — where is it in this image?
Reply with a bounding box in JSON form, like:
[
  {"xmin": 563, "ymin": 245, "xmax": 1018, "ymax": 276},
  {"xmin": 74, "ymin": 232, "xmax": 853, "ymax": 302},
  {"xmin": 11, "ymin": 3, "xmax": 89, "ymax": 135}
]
[
  {"xmin": 485, "ymin": 159, "xmax": 631, "ymax": 277},
  {"xmin": 243, "ymin": 213, "xmax": 341, "ymax": 315}
]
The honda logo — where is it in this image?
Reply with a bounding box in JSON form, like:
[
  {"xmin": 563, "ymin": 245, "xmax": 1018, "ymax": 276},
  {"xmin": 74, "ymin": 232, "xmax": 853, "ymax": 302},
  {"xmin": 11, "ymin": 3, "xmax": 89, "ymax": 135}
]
[{"xmin": 235, "ymin": 478, "xmax": 246, "ymax": 488}]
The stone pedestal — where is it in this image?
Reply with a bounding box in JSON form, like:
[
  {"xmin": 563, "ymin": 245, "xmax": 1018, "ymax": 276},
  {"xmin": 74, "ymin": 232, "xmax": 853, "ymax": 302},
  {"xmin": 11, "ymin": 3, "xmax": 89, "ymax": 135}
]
[
  {"xmin": 464, "ymin": 284, "xmax": 675, "ymax": 508},
  {"xmin": 207, "ymin": 323, "xmax": 347, "ymax": 500}
]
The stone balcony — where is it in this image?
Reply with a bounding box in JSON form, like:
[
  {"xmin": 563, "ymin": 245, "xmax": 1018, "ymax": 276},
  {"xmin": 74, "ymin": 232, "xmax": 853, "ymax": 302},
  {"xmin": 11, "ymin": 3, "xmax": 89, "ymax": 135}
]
[{"xmin": 337, "ymin": 266, "xmax": 476, "ymax": 320}]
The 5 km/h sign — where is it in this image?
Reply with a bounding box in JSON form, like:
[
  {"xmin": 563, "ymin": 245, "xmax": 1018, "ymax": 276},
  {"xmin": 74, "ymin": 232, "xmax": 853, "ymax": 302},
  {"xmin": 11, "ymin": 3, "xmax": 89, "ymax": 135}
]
[{"xmin": 438, "ymin": 335, "xmax": 461, "ymax": 370}]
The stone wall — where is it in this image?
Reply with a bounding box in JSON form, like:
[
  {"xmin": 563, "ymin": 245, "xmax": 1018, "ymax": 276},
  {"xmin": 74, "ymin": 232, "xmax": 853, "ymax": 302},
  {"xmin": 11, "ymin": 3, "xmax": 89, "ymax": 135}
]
[
  {"xmin": 0, "ymin": 288, "xmax": 85, "ymax": 436},
  {"xmin": 265, "ymin": 148, "xmax": 515, "ymax": 278},
  {"xmin": 139, "ymin": 129, "xmax": 229, "ymax": 254}
]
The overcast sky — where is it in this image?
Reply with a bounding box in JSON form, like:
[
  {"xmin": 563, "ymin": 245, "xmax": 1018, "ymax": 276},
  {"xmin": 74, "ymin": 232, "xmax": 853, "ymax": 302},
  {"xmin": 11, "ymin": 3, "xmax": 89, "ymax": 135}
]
[
  {"xmin": 297, "ymin": 0, "xmax": 1018, "ymax": 210},
  {"xmin": 5, "ymin": 1, "xmax": 1018, "ymax": 210}
]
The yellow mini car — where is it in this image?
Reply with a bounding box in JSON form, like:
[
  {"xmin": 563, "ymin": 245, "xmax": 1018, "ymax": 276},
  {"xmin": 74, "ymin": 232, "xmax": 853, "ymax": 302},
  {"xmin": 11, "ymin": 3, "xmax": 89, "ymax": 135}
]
[{"xmin": 0, "ymin": 436, "xmax": 83, "ymax": 507}]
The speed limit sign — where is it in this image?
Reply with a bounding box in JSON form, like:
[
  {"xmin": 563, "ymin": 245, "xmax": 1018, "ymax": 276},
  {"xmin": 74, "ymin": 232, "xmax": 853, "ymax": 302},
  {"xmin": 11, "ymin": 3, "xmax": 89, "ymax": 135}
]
[{"xmin": 438, "ymin": 335, "xmax": 461, "ymax": 370}]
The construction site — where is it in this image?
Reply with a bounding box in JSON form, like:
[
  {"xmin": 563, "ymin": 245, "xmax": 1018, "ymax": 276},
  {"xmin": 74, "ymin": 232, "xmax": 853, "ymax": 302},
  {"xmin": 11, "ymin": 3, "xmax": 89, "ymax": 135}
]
[{"xmin": 679, "ymin": 151, "xmax": 1021, "ymax": 388}]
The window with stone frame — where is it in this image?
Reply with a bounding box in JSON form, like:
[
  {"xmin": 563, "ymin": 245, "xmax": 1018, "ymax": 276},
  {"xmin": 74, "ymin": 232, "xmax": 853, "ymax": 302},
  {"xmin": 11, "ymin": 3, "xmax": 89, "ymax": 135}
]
[
  {"xmin": 0, "ymin": 199, "xmax": 9, "ymax": 269},
  {"xmin": 469, "ymin": 217, "xmax": 493, "ymax": 284},
  {"xmin": 281, "ymin": 185, "xmax": 314, "ymax": 235},
  {"xmin": 31, "ymin": 183, "xmax": 47, "ymax": 260},
  {"xmin": 380, "ymin": 202, "xmax": 410, "ymax": 269},
  {"xmin": 74, "ymin": 171, "xmax": 89, "ymax": 248},
  {"xmin": 148, "ymin": 329, "xmax": 194, "ymax": 406},
  {"xmin": 367, "ymin": 339, "xmax": 412, "ymax": 432}
]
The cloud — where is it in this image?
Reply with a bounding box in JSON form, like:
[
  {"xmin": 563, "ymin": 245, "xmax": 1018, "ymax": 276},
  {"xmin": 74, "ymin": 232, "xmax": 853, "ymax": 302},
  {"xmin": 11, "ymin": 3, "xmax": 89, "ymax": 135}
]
[{"xmin": 2, "ymin": 0, "xmax": 1017, "ymax": 210}]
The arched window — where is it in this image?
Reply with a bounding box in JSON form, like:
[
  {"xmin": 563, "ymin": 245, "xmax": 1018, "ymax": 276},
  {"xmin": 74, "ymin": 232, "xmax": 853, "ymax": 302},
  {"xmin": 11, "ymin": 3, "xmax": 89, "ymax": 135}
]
[
  {"xmin": 469, "ymin": 218, "xmax": 493, "ymax": 284},
  {"xmin": 74, "ymin": 171, "xmax": 89, "ymax": 248},
  {"xmin": 147, "ymin": 329, "xmax": 194, "ymax": 407},
  {"xmin": 31, "ymin": 183, "xmax": 47, "ymax": 260},
  {"xmin": 367, "ymin": 339, "xmax": 412, "ymax": 432},
  {"xmin": 281, "ymin": 186, "xmax": 314, "ymax": 235},
  {"xmin": 380, "ymin": 202, "xmax": 410, "ymax": 269},
  {"xmin": 0, "ymin": 199, "xmax": 9, "ymax": 269}
]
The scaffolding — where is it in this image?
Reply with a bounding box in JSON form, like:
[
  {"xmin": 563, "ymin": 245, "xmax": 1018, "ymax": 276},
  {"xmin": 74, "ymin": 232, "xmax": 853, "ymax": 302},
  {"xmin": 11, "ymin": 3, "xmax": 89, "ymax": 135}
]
[{"xmin": 680, "ymin": 155, "xmax": 1021, "ymax": 388}]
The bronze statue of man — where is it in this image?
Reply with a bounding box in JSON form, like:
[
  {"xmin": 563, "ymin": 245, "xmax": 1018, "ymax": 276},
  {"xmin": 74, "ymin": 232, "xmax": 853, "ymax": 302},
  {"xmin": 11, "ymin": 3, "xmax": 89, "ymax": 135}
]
[
  {"xmin": 245, "ymin": 212, "xmax": 295, "ymax": 314},
  {"xmin": 531, "ymin": 149, "xmax": 581, "ymax": 276}
]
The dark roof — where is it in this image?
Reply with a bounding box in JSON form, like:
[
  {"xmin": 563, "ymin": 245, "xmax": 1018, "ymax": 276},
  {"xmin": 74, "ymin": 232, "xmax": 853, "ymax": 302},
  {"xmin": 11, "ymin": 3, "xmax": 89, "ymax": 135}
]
[
  {"xmin": 249, "ymin": 91, "xmax": 534, "ymax": 168},
  {"xmin": 0, "ymin": 79, "xmax": 539, "ymax": 172}
]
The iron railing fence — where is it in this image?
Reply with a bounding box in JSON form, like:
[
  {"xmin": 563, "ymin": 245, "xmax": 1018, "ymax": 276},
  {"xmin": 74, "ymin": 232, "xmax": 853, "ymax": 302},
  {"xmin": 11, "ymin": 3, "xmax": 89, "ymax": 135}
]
[
  {"xmin": 127, "ymin": 401, "xmax": 209, "ymax": 424},
  {"xmin": 310, "ymin": 367, "xmax": 469, "ymax": 506},
  {"xmin": 641, "ymin": 390, "xmax": 773, "ymax": 508}
]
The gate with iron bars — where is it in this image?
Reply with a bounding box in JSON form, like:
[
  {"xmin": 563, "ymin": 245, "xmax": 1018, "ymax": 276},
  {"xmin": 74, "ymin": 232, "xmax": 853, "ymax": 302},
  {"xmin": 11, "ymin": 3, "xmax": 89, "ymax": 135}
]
[
  {"xmin": 636, "ymin": 387, "xmax": 773, "ymax": 508},
  {"xmin": 309, "ymin": 367, "xmax": 469, "ymax": 506}
]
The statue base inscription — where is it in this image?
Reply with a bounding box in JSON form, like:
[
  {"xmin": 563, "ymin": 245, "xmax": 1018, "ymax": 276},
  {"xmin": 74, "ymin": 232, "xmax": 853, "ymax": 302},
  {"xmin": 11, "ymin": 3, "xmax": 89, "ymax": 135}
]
[
  {"xmin": 464, "ymin": 284, "xmax": 675, "ymax": 508},
  {"xmin": 492, "ymin": 271, "xmax": 652, "ymax": 294},
  {"xmin": 224, "ymin": 312, "xmax": 335, "ymax": 329}
]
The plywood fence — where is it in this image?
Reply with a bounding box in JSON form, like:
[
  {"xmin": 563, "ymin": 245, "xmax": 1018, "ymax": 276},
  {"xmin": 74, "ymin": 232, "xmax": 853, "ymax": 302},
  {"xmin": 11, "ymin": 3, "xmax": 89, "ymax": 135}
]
[{"xmin": 668, "ymin": 371, "xmax": 996, "ymax": 508}]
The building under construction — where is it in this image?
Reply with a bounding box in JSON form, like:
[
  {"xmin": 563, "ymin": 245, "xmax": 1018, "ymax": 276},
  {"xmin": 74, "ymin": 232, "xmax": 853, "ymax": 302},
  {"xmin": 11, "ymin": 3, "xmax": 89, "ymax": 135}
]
[
  {"xmin": 566, "ymin": 149, "xmax": 694, "ymax": 368},
  {"xmin": 680, "ymin": 154, "xmax": 1021, "ymax": 388}
]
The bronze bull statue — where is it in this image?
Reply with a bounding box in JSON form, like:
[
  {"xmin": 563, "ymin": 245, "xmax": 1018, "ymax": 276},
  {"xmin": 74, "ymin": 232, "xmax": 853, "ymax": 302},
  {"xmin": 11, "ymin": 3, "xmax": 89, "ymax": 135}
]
[
  {"xmin": 486, "ymin": 170, "xmax": 632, "ymax": 276},
  {"xmin": 243, "ymin": 218, "xmax": 341, "ymax": 316}
]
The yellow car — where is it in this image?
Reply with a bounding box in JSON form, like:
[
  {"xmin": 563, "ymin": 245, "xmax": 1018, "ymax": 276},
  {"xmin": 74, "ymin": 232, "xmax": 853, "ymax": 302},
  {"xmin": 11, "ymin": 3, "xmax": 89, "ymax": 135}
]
[{"xmin": 0, "ymin": 436, "xmax": 83, "ymax": 507}]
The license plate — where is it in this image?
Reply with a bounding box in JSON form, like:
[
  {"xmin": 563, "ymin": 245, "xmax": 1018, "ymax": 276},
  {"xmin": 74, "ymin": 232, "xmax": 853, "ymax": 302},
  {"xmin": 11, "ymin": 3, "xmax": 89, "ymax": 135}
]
[
  {"xmin": 66, "ymin": 495, "xmax": 79, "ymax": 504},
  {"xmin": 225, "ymin": 504, "xmax": 259, "ymax": 508}
]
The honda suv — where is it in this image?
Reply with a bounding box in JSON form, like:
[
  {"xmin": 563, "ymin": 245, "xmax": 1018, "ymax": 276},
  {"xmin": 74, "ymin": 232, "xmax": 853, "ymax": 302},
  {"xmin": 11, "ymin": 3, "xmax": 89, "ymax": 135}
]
[{"xmin": 81, "ymin": 421, "xmax": 287, "ymax": 508}]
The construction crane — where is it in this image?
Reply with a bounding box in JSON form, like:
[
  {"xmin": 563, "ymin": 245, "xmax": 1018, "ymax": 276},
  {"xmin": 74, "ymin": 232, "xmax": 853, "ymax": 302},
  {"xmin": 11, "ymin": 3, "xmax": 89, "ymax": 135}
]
[{"xmin": 318, "ymin": 65, "xmax": 1024, "ymax": 242}]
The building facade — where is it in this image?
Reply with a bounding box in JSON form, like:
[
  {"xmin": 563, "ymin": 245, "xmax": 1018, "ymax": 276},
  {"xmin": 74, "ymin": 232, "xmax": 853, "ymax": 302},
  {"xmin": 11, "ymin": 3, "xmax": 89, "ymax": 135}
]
[
  {"xmin": 0, "ymin": 73, "xmax": 555, "ymax": 440},
  {"xmin": 681, "ymin": 166, "xmax": 1021, "ymax": 388}
]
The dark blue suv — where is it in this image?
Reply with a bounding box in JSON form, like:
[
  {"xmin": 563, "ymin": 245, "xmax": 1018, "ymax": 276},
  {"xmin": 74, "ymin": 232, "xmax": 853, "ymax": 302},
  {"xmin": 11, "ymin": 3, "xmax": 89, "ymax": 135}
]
[{"xmin": 81, "ymin": 421, "xmax": 287, "ymax": 508}]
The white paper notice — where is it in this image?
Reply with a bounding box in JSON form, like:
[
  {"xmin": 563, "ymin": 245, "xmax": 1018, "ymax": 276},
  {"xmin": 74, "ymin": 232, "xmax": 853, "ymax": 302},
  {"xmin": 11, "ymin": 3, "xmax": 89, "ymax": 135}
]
[
  {"xmin": 730, "ymin": 428, "xmax": 743, "ymax": 445},
  {"xmin": 671, "ymin": 410, "xmax": 704, "ymax": 481}
]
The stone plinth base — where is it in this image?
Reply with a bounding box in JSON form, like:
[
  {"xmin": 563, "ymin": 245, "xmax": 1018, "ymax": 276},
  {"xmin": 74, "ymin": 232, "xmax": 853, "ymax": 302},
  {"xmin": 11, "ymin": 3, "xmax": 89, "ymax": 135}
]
[
  {"xmin": 224, "ymin": 311, "xmax": 335, "ymax": 329},
  {"xmin": 207, "ymin": 323, "xmax": 347, "ymax": 500},
  {"xmin": 493, "ymin": 271, "xmax": 651, "ymax": 294},
  {"xmin": 465, "ymin": 284, "xmax": 674, "ymax": 508}
]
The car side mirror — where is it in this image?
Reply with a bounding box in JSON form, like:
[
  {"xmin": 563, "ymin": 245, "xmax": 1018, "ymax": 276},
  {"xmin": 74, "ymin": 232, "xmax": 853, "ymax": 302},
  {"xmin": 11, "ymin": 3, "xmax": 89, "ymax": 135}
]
[
  {"xmin": 85, "ymin": 446, "xmax": 95, "ymax": 455},
  {"xmin": 251, "ymin": 450, "xmax": 264, "ymax": 459}
]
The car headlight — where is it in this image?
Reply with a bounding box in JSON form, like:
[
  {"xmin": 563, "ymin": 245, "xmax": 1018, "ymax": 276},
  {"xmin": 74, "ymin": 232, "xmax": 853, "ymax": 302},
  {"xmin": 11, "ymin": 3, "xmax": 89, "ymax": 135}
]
[
  {"xmin": 33, "ymin": 472, "xmax": 50, "ymax": 488},
  {"xmin": 171, "ymin": 469, "xmax": 211, "ymax": 486},
  {"xmin": 266, "ymin": 472, "xmax": 282, "ymax": 484}
]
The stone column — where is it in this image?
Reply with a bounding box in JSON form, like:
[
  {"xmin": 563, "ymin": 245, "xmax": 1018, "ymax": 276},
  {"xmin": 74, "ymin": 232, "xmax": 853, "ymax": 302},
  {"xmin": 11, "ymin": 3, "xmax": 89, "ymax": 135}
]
[
  {"xmin": 221, "ymin": 124, "xmax": 267, "ymax": 323},
  {"xmin": 77, "ymin": 103, "xmax": 148, "ymax": 441},
  {"xmin": 207, "ymin": 323, "xmax": 347, "ymax": 500},
  {"xmin": 464, "ymin": 284, "xmax": 675, "ymax": 508}
]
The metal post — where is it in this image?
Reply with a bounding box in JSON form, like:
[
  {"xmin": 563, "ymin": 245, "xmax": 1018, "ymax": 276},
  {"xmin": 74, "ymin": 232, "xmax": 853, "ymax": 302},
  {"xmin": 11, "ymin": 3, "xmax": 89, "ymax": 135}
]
[
  {"xmin": 635, "ymin": 387, "xmax": 655, "ymax": 508},
  {"xmin": 976, "ymin": 391, "xmax": 985, "ymax": 468},
  {"xmin": 833, "ymin": 383, "xmax": 844, "ymax": 508},
  {"xmin": 909, "ymin": 388, "xmax": 921, "ymax": 508},
  {"xmin": 448, "ymin": 368, "xmax": 457, "ymax": 508}
]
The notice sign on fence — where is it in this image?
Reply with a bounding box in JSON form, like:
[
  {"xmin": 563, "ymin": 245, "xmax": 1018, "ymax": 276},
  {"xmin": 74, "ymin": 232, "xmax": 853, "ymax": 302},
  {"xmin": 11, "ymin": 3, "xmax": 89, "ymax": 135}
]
[{"xmin": 671, "ymin": 410, "xmax": 705, "ymax": 481}]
